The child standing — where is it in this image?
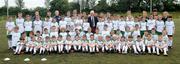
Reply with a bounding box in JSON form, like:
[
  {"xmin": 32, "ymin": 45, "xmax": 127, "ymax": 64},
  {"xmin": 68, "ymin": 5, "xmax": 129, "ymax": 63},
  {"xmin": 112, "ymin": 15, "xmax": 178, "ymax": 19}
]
[{"xmin": 5, "ymin": 16, "xmax": 15, "ymax": 49}]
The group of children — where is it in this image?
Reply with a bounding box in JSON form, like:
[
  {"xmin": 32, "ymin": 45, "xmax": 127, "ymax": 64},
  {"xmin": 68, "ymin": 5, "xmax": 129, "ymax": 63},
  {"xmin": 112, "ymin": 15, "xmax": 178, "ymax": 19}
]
[{"xmin": 5, "ymin": 10, "xmax": 175, "ymax": 56}]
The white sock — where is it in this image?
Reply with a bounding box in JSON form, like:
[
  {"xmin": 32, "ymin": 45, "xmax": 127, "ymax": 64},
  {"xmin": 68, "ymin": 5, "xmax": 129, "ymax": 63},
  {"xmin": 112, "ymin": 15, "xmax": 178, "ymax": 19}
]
[
  {"xmin": 147, "ymin": 47, "xmax": 151, "ymax": 53},
  {"xmin": 18, "ymin": 45, "xmax": 23, "ymax": 54},
  {"xmin": 78, "ymin": 45, "xmax": 81, "ymax": 50},
  {"xmin": 26, "ymin": 47, "xmax": 29, "ymax": 52},
  {"xmin": 156, "ymin": 48, "xmax": 159, "ymax": 55},
  {"xmin": 163, "ymin": 48, "xmax": 168, "ymax": 55},
  {"xmin": 60, "ymin": 45, "xmax": 63, "ymax": 52},
  {"xmin": 152, "ymin": 46, "xmax": 156, "ymax": 53},
  {"xmin": 54, "ymin": 46, "xmax": 57, "ymax": 51}
]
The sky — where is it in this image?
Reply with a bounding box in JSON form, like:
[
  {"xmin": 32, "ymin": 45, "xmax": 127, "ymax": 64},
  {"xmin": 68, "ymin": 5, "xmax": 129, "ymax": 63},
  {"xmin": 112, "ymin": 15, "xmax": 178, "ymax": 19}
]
[{"xmin": 0, "ymin": 0, "xmax": 46, "ymax": 9}]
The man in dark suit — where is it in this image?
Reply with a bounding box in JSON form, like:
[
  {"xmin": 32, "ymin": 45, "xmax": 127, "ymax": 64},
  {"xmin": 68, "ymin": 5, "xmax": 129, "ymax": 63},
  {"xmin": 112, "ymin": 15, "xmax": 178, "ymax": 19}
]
[{"xmin": 88, "ymin": 10, "xmax": 99, "ymax": 33}]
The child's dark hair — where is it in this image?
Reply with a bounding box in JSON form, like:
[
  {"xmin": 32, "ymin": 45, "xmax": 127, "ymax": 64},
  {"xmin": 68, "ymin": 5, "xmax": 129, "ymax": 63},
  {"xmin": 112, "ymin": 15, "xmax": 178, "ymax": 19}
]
[{"xmin": 128, "ymin": 36, "xmax": 133, "ymax": 38}]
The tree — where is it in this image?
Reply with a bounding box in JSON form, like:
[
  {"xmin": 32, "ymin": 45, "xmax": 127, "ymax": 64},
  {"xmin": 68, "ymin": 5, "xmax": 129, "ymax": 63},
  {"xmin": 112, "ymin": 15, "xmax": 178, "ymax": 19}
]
[
  {"xmin": 4, "ymin": 0, "xmax": 9, "ymax": 17},
  {"xmin": 16, "ymin": 0, "xmax": 24, "ymax": 10},
  {"xmin": 93, "ymin": 0, "xmax": 111, "ymax": 12},
  {"xmin": 45, "ymin": 0, "xmax": 51, "ymax": 9},
  {"xmin": 50, "ymin": 0, "xmax": 69, "ymax": 14}
]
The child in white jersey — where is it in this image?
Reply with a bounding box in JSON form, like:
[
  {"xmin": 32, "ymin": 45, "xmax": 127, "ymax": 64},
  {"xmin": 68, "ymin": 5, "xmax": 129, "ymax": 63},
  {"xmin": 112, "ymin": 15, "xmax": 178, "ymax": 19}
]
[
  {"xmin": 24, "ymin": 15, "xmax": 33, "ymax": 37},
  {"xmin": 5, "ymin": 16, "xmax": 15, "ymax": 49},
  {"xmin": 16, "ymin": 12, "xmax": 25, "ymax": 33},
  {"xmin": 165, "ymin": 16, "xmax": 175, "ymax": 48},
  {"xmin": 155, "ymin": 35, "xmax": 168, "ymax": 56}
]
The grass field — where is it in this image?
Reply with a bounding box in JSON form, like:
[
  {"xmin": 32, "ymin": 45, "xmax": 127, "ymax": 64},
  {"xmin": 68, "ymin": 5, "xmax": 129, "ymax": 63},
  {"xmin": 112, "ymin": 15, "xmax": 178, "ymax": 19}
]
[{"xmin": 0, "ymin": 12, "xmax": 180, "ymax": 64}]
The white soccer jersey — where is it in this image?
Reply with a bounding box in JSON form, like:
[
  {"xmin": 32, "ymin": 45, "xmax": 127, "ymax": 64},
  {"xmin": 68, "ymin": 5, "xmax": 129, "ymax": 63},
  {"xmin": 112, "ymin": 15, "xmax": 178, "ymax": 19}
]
[
  {"xmin": 156, "ymin": 40, "xmax": 167, "ymax": 48},
  {"xmin": 127, "ymin": 41, "xmax": 134, "ymax": 46},
  {"xmin": 97, "ymin": 22, "xmax": 104, "ymax": 33},
  {"xmin": 74, "ymin": 19, "xmax": 83, "ymax": 29},
  {"xmin": 82, "ymin": 22, "xmax": 90, "ymax": 31},
  {"xmin": 118, "ymin": 20, "xmax": 126, "ymax": 31},
  {"xmin": 124, "ymin": 31, "xmax": 132, "ymax": 39},
  {"xmin": 165, "ymin": 21, "xmax": 175, "ymax": 35},
  {"xmin": 145, "ymin": 39, "xmax": 154, "ymax": 46},
  {"xmin": 68, "ymin": 31, "xmax": 76, "ymax": 40},
  {"xmin": 156, "ymin": 20, "xmax": 165, "ymax": 32},
  {"xmin": 94, "ymin": 33, "xmax": 100, "ymax": 40},
  {"xmin": 64, "ymin": 17, "xmax": 72, "ymax": 22},
  {"xmin": 66, "ymin": 21, "xmax": 75, "ymax": 31},
  {"xmin": 51, "ymin": 22, "xmax": 59, "ymax": 28},
  {"xmin": 42, "ymin": 33, "xmax": 49, "ymax": 39},
  {"xmin": 134, "ymin": 22, "xmax": 140, "ymax": 26},
  {"xmin": 126, "ymin": 21, "xmax": 135, "ymax": 31},
  {"xmin": 101, "ymin": 30, "xmax": 110, "ymax": 39},
  {"xmin": 136, "ymin": 40, "xmax": 144, "ymax": 46},
  {"xmin": 59, "ymin": 21, "xmax": 67, "ymax": 28},
  {"xmin": 11, "ymin": 31, "xmax": 21, "ymax": 46},
  {"xmin": 43, "ymin": 21, "xmax": 51, "ymax": 30},
  {"xmin": 16, "ymin": 18, "xmax": 25, "ymax": 33},
  {"xmin": 50, "ymin": 31, "xmax": 58, "ymax": 37},
  {"xmin": 112, "ymin": 20, "xmax": 119, "ymax": 30},
  {"xmin": 65, "ymin": 40, "xmax": 73, "ymax": 44},
  {"xmin": 140, "ymin": 21, "xmax": 147, "ymax": 31},
  {"xmin": 5, "ymin": 21, "xmax": 15, "ymax": 35},
  {"xmin": 105, "ymin": 22, "xmax": 113, "ymax": 31},
  {"xmin": 24, "ymin": 21, "xmax": 33, "ymax": 31},
  {"xmin": 132, "ymin": 30, "xmax": 140, "ymax": 40},
  {"xmin": 33, "ymin": 20, "xmax": 43, "ymax": 33},
  {"xmin": 59, "ymin": 32, "xmax": 67, "ymax": 40},
  {"xmin": 163, "ymin": 35, "xmax": 169, "ymax": 43},
  {"xmin": 86, "ymin": 32, "xmax": 93, "ymax": 40},
  {"xmin": 152, "ymin": 34, "xmax": 158, "ymax": 41},
  {"xmin": 147, "ymin": 19, "xmax": 156, "ymax": 30}
]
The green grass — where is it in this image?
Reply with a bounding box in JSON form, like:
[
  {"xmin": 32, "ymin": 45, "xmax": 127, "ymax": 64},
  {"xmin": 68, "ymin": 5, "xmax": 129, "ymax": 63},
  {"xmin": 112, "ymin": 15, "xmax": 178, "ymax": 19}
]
[{"xmin": 0, "ymin": 12, "xmax": 180, "ymax": 64}]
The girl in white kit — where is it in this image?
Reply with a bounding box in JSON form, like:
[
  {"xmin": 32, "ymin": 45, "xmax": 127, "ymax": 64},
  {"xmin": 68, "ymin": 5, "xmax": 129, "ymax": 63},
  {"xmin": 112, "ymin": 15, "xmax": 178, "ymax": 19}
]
[
  {"xmin": 135, "ymin": 35, "xmax": 145, "ymax": 54},
  {"xmin": 82, "ymin": 17, "xmax": 90, "ymax": 33},
  {"xmin": 155, "ymin": 35, "xmax": 168, "ymax": 56},
  {"xmin": 65, "ymin": 35, "xmax": 73, "ymax": 53},
  {"xmin": 155, "ymin": 15, "xmax": 165, "ymax": 35},
  {"xmin": 104, "ymin": 18, "xmax": 113, "ymax": 32},
  {"xmin": 24, "ymin": 15, "xmax": 33, "ymax": 37},
  {"xmin": 118, "ymin": 16, "xmax": 126, "ymax": 36},
  {"xmin": 140, "ymin": 17, "xmax": 147, "ymax": 37},
  {"xmin": 11, "ymin": 27, "xmax": 21, "ymax": 51},
  {"xmin": 16, "ymin": 12, "xmax": 25, "ymax": 33},
  {"xmin": 42, "ymin": 28, "xmax": 50, "ymax": 40},
  {"xmin": 126, "ymin": 17, "xmax": 135, "ymax": 31},
  {"xmin": 73, "ymin": 35, "xmax": 82, "ymax": 51},
  {"xmin": 25, "ymin": 36, "xmax": 36, "ymax": 53},
  {"xmin": 51, "ymin": 36, "xmax": 58, "ymax": 52},
  {"xmin": 33, "ymin": 16, "xmax": 42, "ymax": 34},
  {"xmin": 97, "ymin": 17, "xmax": 105, "ymax": 34},
  {"xmin": 132, "ymin": 24, "xmax": 140, "ymax": 41},
  {"xmin": 97, "ymin": 35, "xmax": 104, "ymax": 52},
  {"xmin": 57, "ymin": 35, "xmax": 64, "ymax": 53},
  {"xmin": 74, "ymin": 15, "xmax": 83, "ymax": 30},
  {"xmin": 5, "ymin": 16, "xmax": 16, "ymax": 49},
  {"xmin": 145, "ymin": 34, "xmax": 156, "ymax": 54},
  {"xmin": 33, "ymin": 37, "xmax": 42, "ymax": 55},
  {"xmin": 88, "ymin": 34, "xmax": 96, "ymax": 53},
  {"xmin": 50, "ymin": 26, "xmax": 59, "ymax": 37},
  {"xmin": 127, "ymin": 36, "xmax": 138, "ymax": 54},
  {"xmin": 116, "ymin": 36, "xmax": 124, "ymax": 53},
  {"xmin": 81, "ymin": 35, "xmax": 89, "ymax": 52},
  {"xmin": 147, "ymin": 15, "xmax": 156, "ymax": 33},
  {"xmin": 43, "ymin": 16, "xmax": 51, "ymax": 33},
  {"xmin": 59, "ymin": 28, "xmax": 67, "ymax": 40},
  {"xmin": 59, "ymin": 17, "xmax": 67, "ymax": 29},
  {"xmin": 14, "ymin": 37, "xmax": 26, "ymax": 55},
  {"xmin": 165, "ymin": 16, "xmax": 175, "ymax": 48}
]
